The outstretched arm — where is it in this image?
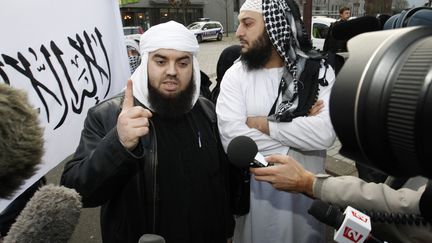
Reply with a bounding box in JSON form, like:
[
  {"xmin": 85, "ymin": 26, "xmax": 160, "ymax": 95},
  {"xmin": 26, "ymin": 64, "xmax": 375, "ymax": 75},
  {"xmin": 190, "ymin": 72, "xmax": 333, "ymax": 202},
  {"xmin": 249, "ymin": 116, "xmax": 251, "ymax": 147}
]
[{"xmin": 251, "ymin": 154, "xmax": 425, "ymax": 214}]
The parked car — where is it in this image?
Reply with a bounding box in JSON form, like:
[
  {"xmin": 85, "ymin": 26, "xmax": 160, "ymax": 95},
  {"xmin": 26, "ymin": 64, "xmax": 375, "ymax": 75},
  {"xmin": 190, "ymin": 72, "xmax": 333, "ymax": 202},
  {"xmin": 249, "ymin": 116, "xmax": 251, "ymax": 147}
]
[
  {"xmin": 187, "ymin": 20, "xmax": 224, "ymax": 43},
  {"xmin": 311, "ymin": 16, "xmax": 336, "ymax": 51},
  {"xmin": 123, "ymin": 26, "xmax": 144, "ymax": 44}
]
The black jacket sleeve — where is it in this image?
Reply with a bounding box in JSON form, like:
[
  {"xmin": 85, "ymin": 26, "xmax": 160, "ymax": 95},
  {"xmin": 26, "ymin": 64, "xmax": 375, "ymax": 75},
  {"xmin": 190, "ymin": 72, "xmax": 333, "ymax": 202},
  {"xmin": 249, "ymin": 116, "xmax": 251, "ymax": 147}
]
[{"xmin": 60, "ymin": 99, "xmax": 144, "ymax": 207}]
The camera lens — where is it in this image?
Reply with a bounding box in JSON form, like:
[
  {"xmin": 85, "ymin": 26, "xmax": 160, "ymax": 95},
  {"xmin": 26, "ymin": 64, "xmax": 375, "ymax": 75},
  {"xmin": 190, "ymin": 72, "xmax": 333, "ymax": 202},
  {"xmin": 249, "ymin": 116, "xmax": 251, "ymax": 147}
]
[{"xmin": 330, "ymin": 26, "xmax": 432, "ymax": 178}]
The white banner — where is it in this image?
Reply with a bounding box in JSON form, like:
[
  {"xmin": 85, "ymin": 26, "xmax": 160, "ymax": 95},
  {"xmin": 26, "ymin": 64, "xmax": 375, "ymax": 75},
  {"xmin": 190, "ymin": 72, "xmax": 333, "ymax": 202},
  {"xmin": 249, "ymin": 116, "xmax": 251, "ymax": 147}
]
[{"xmin": 0, "ymin": 0, "xmax": 130, "ymax": 212}]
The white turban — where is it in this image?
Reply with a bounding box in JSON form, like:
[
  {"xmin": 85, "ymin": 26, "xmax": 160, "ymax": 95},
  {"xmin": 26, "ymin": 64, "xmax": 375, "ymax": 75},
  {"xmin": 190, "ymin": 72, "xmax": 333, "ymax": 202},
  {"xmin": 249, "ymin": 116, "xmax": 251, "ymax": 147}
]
[
  {"xmin": 130, "ymin": 21, "xmax": 201, "ymax": 111},
  {"xmin": 240, "ymin": 0, "xmax": 263, "ymax": 13}
]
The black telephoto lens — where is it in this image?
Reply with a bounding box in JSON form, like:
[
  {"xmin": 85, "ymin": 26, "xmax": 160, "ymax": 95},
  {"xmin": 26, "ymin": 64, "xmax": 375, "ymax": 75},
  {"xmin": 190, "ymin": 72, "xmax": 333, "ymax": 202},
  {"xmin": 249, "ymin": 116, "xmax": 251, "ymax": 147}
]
[{"xmin": 330, "ymin": 26, "xmax": 432, "ymax": 178}]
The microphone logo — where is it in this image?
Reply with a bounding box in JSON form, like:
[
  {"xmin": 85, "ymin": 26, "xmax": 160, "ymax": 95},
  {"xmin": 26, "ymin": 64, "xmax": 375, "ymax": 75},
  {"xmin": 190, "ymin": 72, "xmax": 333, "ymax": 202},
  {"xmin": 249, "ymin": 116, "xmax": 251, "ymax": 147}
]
[
  {"xmin": 351, "ymin": 210, "xmax": 368, "ymax": 223},
  {"xmin": 343, "ymin": 226, "xmax": 364, "ymax": 243}
]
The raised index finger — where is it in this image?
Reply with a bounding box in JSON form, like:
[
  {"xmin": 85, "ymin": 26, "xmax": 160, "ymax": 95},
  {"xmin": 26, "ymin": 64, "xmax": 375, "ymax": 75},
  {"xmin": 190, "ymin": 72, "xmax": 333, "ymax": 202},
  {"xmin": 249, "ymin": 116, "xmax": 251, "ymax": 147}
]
[{"xmin": 123, "ymin": 79, "xmax": 134, "ymax": 109}]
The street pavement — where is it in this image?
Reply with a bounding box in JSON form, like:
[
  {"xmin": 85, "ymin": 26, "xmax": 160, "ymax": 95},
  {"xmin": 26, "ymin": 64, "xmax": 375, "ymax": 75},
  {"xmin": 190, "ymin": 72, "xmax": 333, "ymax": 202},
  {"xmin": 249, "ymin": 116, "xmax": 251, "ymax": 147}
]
[{"xmin": 44, "ymin": 33, "xmax": 357, "ymax": 243}]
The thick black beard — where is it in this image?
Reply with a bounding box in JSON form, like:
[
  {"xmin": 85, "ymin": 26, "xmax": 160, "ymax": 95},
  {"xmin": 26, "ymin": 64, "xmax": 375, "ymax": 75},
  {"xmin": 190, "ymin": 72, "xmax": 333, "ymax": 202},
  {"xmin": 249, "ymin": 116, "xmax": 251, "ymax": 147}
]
[
  {"xmin": 148, "ymin": 78, "xmax": 195, "ymax": 119},
  {"xmin": 240, "ymin": 30, "xmax": 273, "ymax": 70}
]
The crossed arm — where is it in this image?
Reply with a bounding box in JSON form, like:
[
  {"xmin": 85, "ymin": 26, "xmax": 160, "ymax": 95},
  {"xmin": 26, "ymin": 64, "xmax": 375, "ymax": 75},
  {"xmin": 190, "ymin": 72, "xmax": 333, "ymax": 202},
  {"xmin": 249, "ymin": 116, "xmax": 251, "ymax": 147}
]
[{"xmin": 216, "ymin": 64, "xmax": 336, "ymax": 153}]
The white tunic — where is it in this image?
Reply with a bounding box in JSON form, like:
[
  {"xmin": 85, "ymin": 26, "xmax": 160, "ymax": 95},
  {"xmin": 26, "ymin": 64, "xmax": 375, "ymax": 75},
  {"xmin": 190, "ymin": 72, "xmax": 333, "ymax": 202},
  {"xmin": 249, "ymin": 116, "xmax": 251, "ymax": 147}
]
[{"xmin": 216, "ymin": 61, "xmax": 336, "ymax": 243}]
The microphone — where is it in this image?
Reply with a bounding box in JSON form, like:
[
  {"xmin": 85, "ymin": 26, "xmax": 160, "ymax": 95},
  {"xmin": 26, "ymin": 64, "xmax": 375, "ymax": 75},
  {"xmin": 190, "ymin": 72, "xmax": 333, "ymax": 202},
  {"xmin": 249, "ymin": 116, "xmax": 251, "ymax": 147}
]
[
  {"xmin": 308, "ymin": 200, "xmax": 383, "ymax": 243},
  {"xmin": 3, "ymin": 184, "xmax": 82, "ymax": 243},
  {"xmin": 138, "ymin": 234, "xmax": 166, "ymax": 243},
  {"xmin": 333, "ymin": 16, "xmax": 382, "ymax": 41},
  {"xmin": 226, "ymin": 136, "xmax": 269, "ymax": 168},
  {"xmin": 0, "ymin": 84, "xmax": 44, "ymax": 199}
]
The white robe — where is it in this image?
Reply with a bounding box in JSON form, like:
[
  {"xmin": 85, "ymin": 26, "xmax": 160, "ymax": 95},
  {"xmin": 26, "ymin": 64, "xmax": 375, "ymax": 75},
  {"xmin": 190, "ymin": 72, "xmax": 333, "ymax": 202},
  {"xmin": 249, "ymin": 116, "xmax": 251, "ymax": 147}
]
[{"xmin": 216, "ymin": 61, "xmax": 336, "ymax": 243}]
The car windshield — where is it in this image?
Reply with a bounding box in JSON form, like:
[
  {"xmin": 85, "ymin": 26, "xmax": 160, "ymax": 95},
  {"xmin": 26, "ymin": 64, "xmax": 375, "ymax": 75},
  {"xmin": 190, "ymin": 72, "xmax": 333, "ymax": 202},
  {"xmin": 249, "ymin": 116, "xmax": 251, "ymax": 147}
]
[
  {"xmin": 188, "ymin": 24, "xmax": 202, "ymax": 30},
  {"xmin": 123, "ymin": 28, "xmax": 139, "ymax": 35},
  {"xmin": 187, "ymin": 23, "xmax": 197, "ymax": 28}
]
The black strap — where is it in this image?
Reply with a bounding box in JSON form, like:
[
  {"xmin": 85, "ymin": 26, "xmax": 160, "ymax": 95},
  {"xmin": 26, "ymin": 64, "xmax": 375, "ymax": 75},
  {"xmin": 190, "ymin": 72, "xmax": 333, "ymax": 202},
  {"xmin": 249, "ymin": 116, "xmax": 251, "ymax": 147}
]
[
  {"xmin": 268, "ymin": 58, "xmax": 323, "ymax": 122},
  {"xmin": 268, "ymin": 77, "xmax": 288, "ymax": 116}
]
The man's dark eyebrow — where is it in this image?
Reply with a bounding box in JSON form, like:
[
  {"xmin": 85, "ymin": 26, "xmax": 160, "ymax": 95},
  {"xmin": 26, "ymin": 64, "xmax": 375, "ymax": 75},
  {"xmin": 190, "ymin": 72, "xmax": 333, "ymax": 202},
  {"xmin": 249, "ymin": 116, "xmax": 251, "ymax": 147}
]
[
  {"xmin": 177, "ymin": 55, "xmax": 191, "ymax": 62},
  {"xmin": 152, "ymin": 54, "xmax": 167, "ymax": 59},
  {"xmin": 152, "ymin": 54, "xmax": 191, "ymax": 61},
  {"xmin": 239, "ymin": 16, "xmax": 255, "ymax": 22}
]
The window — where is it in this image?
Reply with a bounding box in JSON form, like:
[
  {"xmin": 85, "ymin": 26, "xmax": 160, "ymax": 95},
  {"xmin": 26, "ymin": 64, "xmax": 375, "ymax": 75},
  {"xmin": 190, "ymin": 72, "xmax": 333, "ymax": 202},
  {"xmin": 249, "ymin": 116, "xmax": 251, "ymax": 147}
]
[
  {"xmin": 203, "ymin": 24, "xmax": 211, "ymax": 30},
  {"xmin": 312, "ymin": 23, "xmax": 330, "ymax": 39}
]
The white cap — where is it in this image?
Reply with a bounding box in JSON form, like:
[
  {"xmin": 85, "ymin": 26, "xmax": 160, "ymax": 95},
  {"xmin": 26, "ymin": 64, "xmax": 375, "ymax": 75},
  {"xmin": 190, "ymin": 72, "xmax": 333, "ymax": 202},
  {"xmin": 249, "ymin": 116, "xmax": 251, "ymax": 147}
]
[{"xmin": 240, "ymin": 0, "xmax": 262, "ymax": 14}]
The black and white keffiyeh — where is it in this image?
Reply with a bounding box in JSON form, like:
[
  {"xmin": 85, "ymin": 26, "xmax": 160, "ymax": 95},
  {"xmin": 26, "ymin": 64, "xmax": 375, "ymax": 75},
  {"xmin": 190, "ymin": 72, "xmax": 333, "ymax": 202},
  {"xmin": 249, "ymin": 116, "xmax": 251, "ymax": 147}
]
[{"xmin": 263, "ymin": 0, "xmax": 325, "ymax": 122}]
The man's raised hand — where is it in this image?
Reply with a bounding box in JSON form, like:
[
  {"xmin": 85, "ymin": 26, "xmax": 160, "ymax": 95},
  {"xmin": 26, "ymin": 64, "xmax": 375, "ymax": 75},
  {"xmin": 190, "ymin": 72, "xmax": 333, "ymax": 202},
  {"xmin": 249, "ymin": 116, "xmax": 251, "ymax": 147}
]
[{"xmin": 117, "ymin": 80, "xmax": 153, "ymax": 150}]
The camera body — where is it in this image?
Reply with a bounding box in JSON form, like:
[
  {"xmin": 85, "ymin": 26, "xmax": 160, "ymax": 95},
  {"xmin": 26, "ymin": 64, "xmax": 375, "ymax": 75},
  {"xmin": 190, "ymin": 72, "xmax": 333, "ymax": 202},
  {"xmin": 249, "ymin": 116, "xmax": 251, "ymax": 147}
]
[{"xmin": 330, "ymin": 26, "xmax": 432, "ymax": 179}]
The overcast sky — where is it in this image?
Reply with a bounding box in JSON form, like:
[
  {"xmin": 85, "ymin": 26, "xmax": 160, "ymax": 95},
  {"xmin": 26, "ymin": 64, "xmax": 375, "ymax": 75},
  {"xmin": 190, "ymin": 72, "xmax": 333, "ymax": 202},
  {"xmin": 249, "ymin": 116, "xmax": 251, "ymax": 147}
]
[{"xmin": 407, "ymin": 0, "xmax": 428, "ymax": 7}]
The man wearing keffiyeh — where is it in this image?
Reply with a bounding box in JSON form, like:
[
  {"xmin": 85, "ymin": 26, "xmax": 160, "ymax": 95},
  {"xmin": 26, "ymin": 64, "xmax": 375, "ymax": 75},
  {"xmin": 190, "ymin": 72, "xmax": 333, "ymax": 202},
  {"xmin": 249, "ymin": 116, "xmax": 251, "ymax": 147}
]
[{"xmin": 216, "ymin": 0, "xmax": 336, "ymax": 242}]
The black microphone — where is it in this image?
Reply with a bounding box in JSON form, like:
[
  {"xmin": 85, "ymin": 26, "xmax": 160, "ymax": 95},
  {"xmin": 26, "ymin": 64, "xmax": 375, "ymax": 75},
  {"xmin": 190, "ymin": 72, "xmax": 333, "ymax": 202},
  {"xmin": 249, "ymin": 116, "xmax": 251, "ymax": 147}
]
[
  {"xmin": 333, "ymin": 16, "xmax": 382, "ymax": 41},
  {"xmin": 308, "ymin": 200, "xmax": 384, "ymax": 243},
  {"xmin": 308, "ymin": 199, "xmax": 344, "ymax": 229},
  {"xmin": 0, "ymin": 84, "xmax": 44, "ymax": 199},
  {"xmin": 3, "ymin": 185, "xmax": 82, "ymax": 243},
  {"xmin": 138, "ymin": 234, "xmax": 166, "ymax": 243},
  {"xmin": 226, "ymin": 136, "xmax": 269, "ymax": 168}
]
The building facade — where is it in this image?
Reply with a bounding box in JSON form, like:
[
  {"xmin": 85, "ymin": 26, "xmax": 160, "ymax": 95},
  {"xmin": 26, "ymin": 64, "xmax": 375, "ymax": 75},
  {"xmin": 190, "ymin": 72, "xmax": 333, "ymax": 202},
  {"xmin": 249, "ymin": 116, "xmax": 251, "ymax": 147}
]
[
  {"xmin": 120, "ymin": 0, "xmax": 242, "ymax": 33},
  {"xmin": 119, "ymin": 0, "xmax": 374, "ymax": 33},
  {"xmin": 295, "ymin": 0, "xmax": 366, "ymax": 18},
  {"xmin": 315, "ymin": 0, "xmax": 365, "ymax": 18},
  {"xmin": 365, "ymin": 0, "xmax": 393, "ymax": 15}
]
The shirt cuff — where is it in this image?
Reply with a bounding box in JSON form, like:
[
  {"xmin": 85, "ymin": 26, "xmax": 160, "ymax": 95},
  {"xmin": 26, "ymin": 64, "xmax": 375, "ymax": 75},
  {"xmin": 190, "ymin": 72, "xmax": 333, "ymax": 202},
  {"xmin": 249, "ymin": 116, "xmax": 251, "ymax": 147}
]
[
  {"xmin": 312, "ymin": 173, "xmax": 331, "ymax": 199},
  {"xmin": 268, "ymin": 121, "xmax": 279, "ymax": 141}
]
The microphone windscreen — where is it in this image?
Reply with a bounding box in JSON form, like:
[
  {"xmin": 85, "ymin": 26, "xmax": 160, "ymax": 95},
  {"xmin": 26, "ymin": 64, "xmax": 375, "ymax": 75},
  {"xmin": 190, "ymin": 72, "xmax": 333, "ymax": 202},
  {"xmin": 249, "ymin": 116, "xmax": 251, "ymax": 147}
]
[
  {"xmin": 3, "ymin": 185, "xmax": 82, "ymax": 243},
  {"xmin": 138, "ymin": 234, "xmax": 166, "ymax": 243},
  {"xmin": 308, "ymin": 200, "xmax": 343, "ymax": 230},
  {"xmin": 227, "ymin": 136, "xmax": 258, "ymax": 169},
  {"xmin": 0, "ymin": 84, "xmax": 44, "ymax": 199},
  {"xmin": 333, "ymin": 16, "xmax": 381, "ymax": 41}
]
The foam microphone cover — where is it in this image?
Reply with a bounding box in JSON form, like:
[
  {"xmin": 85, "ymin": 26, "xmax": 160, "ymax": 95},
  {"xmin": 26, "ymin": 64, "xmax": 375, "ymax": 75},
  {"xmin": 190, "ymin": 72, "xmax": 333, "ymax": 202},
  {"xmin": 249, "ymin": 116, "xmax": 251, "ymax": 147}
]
[
  {"xmin": 4, "ymin": 185, "xmax": 82, "ymax": 243},
  {"xmin": 227, "ymin": 136, "xmax": 258, "ymax": 169},
  {"xmin": 333, "ymin": 16, "xmax": 381, "ymax": 41},
  {"xmin": 0, "ymin": 84, "xmax": 44, "ymax": 199}
]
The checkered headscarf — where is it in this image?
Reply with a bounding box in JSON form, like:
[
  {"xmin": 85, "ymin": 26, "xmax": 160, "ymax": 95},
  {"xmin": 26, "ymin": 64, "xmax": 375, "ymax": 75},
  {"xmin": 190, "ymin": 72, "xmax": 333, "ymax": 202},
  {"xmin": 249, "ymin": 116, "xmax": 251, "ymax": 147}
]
[
  {"xmin": 263, "ymin": 0, "xmax": 312, "ymax": 122},
  {"xmin": 263, "ymin": 0, "xmax": 301, "ymax": 77}
]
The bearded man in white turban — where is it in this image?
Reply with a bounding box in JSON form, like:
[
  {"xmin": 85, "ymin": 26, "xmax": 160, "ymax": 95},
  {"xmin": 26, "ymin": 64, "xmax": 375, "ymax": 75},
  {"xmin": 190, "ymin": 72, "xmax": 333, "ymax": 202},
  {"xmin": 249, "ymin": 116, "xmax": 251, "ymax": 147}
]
[
  {"xmin": 216, "ymin": 0, "xmax": 336, "ymax": 242},
  {"xmin": 62, "ymin": 21, "xmax": 234, "ymax": 243}
]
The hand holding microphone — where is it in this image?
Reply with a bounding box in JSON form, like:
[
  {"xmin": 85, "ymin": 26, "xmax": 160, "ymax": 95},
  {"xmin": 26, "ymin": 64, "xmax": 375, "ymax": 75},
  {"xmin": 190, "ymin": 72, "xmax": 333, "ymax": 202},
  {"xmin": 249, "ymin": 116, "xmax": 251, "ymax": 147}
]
[
  {"xmin": 226, "ymin": 136, "xmax": 315, "ymax": 197},
  {"xmin": 251, "ymin": 154, "xmax": 315, "ymax": 197},
  {"xmin": 117, "ymin": 80, "xmax": 153, "ymax": 151}
]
